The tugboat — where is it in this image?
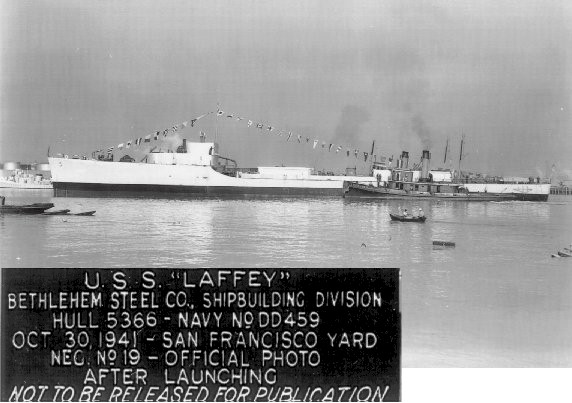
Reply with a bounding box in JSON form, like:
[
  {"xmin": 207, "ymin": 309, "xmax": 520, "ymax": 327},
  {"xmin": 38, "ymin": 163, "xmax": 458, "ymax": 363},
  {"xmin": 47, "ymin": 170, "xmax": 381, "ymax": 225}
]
[{"xmin": 345, "ymin": 149, "xmax": 550, "ymax": 201}]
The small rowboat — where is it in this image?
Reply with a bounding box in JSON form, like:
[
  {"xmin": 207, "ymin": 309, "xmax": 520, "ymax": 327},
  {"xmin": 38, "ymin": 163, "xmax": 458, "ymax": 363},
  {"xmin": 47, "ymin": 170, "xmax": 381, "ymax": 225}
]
[
  {"xmin": 0, "ymin": 202, "xmax": 55, "ymax": 215},
  {"xmin": 389, "ymin": 213, "xmax": 426, "ymax": 222}
]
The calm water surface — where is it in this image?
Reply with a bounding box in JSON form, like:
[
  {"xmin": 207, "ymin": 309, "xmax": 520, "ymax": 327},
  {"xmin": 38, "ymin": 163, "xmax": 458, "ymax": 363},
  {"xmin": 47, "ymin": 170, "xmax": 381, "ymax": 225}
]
[{"xmin": 1, "ymin": 189, "xmax": 571, "ymax": 367}]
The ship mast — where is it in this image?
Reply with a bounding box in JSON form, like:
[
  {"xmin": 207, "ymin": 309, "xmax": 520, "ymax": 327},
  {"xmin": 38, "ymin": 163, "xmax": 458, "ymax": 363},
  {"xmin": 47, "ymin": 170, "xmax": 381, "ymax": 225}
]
[
  {"xmin": 458, "ymin": 134, "xmax": 465, "ymax": 178},
  {"xmin": 443, "ymin": 138, "xmax": 448, "ymax": 165},
  {"xmin": 215, "ymin": 102, "xmax": 220, "ymax": 142},
  {"xmin": 370, "ymin": 140, "xmax": 375, "ymax": 173}
]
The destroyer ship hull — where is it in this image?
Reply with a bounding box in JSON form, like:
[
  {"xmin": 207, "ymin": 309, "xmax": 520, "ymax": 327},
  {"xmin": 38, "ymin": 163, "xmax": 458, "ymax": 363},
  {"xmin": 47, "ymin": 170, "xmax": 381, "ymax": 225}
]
[{"xmin": 49, "ymin": 156, "xmax": 376, "ymax": 198}]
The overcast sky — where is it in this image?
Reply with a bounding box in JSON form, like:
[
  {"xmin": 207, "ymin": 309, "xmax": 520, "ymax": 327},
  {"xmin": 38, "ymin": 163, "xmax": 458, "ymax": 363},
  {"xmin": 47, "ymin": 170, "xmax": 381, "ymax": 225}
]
[{"xmin": 1, "ymin": 0, "xmax": 570, "ymax": 176}]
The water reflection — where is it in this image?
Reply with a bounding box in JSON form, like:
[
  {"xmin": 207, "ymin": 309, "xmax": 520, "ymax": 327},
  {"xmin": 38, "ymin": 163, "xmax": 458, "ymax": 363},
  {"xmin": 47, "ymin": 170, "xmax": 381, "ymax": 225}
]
[{"xmin": 1, "ymin": 193, "xmax": 572, "ymax": 366}]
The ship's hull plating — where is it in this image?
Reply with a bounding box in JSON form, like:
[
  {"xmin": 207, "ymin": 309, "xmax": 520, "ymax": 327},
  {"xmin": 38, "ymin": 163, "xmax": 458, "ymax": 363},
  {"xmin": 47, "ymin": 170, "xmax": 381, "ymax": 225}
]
[
  {"xmin": 52, "ymin": 182, "xmax": 342, "ymax": 198},
  {"xmin": 345, "ymin": 184, "xmax": 550, "ymax": 201}
]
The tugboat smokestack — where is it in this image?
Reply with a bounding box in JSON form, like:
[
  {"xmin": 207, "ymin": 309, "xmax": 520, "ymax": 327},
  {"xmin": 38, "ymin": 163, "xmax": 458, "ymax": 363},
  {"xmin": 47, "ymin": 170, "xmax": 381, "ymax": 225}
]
[
  {"xmin": 421, "ymin": 150, "xmax": 431, "ymax": 180},
  {"xmin": 401, "ymin": 151, "xmax": 409, "ymax": 169}
]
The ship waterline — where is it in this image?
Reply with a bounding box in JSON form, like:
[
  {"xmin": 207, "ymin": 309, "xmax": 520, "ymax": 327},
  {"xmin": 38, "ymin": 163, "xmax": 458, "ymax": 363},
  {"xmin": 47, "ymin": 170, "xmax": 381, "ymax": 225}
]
[{"xmin": 53, "ymin": 182, "xmax": 346, "ymax": 197}]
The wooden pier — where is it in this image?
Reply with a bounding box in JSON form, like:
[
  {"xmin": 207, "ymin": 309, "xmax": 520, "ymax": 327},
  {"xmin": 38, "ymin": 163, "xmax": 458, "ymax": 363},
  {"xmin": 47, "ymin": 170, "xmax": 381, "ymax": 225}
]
[{"xmin": 550, "ymin": 186, "xmax": 571, "ymax": 195}]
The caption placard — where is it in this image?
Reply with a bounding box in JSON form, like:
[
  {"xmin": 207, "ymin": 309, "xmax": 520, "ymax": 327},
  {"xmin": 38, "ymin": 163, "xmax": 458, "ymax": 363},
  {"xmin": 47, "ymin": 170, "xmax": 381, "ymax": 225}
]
[{"xmin": 1, "ymin": 268, "xmax": 400, "ymax": 402}]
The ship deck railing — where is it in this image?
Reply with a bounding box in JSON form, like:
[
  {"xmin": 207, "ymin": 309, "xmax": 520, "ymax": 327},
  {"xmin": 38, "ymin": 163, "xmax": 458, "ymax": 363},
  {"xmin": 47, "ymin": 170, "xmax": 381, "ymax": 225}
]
[{"xmin": 450, "ymin": 179, "xmax": 550, "ymax": 185}]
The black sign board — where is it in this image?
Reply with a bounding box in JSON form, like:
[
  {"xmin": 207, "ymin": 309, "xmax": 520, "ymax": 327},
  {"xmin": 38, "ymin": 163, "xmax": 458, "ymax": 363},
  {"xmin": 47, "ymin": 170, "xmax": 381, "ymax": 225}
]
[{"xmin": 1, "ymin": 268, "xmax": 400, "ymax": 401}]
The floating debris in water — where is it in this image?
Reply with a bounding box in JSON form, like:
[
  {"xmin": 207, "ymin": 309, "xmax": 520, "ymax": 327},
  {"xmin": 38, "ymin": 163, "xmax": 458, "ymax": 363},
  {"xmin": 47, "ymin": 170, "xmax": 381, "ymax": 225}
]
[
  {"xmin": 433, "ymin": 241, "xmax": 455, "ymax": 247},
  {"xmin": 433, "ymin": 240, "xmax": 455, "ymax": 250}
]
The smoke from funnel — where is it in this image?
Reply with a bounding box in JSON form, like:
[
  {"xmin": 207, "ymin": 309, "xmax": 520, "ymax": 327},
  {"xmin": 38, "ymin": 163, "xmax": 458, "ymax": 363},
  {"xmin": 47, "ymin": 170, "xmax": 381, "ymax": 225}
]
[{"xmin": 411, "ymin": 114, "xmax": 432, "ymax": 150}]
